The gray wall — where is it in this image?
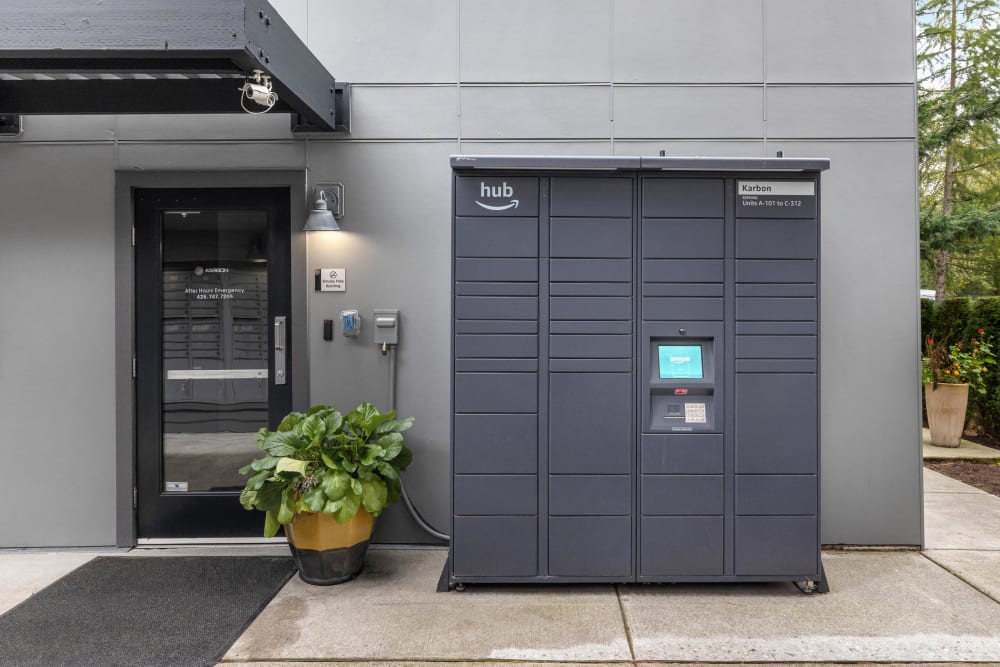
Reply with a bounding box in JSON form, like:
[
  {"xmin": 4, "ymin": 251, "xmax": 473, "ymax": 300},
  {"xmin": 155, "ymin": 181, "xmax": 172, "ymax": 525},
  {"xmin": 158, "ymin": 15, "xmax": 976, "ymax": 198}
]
[{"xmin": 0, "ymin": 0, "xmax": 921, "ymax": 546}]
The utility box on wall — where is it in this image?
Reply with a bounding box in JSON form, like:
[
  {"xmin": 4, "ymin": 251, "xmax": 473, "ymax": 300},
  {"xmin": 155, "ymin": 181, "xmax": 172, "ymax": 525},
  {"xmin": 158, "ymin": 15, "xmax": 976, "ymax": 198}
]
[{"xmin": 447, "ymin": 155, "xmax": 830, "ymax": 590}]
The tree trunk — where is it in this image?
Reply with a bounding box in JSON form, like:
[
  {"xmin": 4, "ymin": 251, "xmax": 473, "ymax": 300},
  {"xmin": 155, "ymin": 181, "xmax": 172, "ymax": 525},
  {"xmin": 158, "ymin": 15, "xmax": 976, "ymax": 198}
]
[
  {"xmin": 936, "ymin": 248, "xmax": 950, "ymax": 301},
  {"xmin": 936, "ymin": 0, "xmax": 959, "ymax": 302}
]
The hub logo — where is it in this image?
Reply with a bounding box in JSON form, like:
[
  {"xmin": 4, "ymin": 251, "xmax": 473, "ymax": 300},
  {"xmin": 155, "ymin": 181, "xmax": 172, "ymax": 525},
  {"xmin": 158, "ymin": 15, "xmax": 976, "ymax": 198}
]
[{"xmin": 475, "ymin": 181, "xmax": 519, "ymax": 212}]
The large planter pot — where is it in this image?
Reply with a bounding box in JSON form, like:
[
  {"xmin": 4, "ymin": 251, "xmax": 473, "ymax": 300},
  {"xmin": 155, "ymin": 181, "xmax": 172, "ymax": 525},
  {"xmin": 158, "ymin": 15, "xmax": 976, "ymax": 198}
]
[
  {"xmin": 924, "ymin": 382, "xmax": 970, "ymax": 448},
  {"xmin": 285, "ymin": 509, "xmax": 374, "ymax": 585}
]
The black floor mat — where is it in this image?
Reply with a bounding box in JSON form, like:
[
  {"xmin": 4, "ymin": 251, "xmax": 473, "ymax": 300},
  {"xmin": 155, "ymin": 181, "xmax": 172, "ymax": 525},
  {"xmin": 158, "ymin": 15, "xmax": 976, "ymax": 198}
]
[{"xmin": 0, "ymin": 555, "xmax": 295, "ymax": 667}]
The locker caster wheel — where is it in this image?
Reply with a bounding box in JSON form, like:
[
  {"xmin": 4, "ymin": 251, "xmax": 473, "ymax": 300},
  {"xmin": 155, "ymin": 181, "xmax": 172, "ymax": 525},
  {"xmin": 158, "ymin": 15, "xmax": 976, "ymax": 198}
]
[{"xmin": 794, "ymin": 579, "xmax": 818, "ymax": 594}]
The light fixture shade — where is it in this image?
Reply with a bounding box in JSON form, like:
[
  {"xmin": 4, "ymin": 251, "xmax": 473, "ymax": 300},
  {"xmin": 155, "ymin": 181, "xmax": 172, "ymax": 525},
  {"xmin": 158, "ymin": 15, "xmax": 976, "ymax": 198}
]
[{"xmin": 303, "ymin": 196, "xmax": 340, "ymax": 231}]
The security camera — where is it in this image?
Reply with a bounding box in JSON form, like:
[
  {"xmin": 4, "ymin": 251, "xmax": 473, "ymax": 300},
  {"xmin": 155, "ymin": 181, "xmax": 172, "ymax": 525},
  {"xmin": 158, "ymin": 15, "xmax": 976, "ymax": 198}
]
[{"xmin": 239, "ymin": 70, "xmax": 278, "ymax": 113}]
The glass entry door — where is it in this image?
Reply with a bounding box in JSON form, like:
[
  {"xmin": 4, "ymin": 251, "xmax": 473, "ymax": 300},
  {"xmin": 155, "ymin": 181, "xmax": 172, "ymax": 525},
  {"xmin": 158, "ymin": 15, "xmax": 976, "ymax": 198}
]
[{"xmin": 134, "ymin": 188, "xmax": 292, "ymax": 538}]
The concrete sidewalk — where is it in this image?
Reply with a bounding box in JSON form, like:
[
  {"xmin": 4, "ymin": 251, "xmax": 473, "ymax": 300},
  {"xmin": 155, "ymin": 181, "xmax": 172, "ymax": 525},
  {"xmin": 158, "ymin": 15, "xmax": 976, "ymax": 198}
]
[
  {"xmin": 3, "ymin": 468, "xmax": 1000, "ymax": 665},
  {"xmin": 923, "ymin": 427, "xmax": 1000, "ymax": 461}
]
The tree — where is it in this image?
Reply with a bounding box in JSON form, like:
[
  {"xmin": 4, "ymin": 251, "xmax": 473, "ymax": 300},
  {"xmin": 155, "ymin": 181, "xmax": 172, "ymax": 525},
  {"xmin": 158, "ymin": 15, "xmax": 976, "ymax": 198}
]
[{"xmin": 918, "ymin": 0, "xmax": 1000, "ymax": 300}]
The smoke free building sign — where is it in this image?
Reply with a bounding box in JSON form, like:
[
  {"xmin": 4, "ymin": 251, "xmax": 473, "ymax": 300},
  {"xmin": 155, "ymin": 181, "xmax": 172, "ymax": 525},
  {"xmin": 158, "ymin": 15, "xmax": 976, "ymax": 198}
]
[{"xmin": 736, "ymin": 180, "xmax": 816, "ymax": 218}]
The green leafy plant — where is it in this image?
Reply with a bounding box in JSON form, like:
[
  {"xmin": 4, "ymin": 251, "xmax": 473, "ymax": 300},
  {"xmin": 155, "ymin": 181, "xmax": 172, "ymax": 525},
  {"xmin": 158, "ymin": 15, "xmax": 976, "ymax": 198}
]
[
  {"xmin": 239, "ymin": 403, "xmax": 414, "ymax": 537},
  {"xmin": 922, "ymin": 328, "xmax": 997, "ymax": 394}
]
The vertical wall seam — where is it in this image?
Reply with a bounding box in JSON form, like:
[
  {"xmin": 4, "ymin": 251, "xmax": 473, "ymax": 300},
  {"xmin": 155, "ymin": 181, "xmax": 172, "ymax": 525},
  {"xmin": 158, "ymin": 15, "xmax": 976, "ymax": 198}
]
[
  {"xmin": 761, "ymin": 0, "xmax": 768, "ymax": 156},
  {"xmin": 609, "ymin": 0, "xmax": 615, "ymax": 155},
  {"xmin": 456, "ymin": 0, "xmax": 463, "ymax": 152},
  {"xmin": 910, "ymin": 0, "xmax": 925, "ymax": 550}
]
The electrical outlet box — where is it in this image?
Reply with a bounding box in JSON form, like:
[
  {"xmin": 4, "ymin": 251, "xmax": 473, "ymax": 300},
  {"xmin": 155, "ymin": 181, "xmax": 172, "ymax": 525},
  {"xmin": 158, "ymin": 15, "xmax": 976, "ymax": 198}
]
[{"xmin": 373, "ymin": 309, "xmax": 399, "ymax": 346}]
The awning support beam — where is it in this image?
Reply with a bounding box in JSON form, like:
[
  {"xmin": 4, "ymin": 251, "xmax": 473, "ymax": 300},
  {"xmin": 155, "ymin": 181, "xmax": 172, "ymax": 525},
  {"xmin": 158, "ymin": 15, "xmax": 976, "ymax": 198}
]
[{"xmin": 0, "ymin": 0, "xmax": 345, "ymax": 132}]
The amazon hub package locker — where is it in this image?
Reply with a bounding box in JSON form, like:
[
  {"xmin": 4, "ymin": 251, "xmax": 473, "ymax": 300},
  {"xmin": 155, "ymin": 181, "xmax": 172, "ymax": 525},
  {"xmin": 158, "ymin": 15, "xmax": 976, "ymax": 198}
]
[{"xmin": 448, "ymin": 155, "xmax": 830, "ymax": 587}]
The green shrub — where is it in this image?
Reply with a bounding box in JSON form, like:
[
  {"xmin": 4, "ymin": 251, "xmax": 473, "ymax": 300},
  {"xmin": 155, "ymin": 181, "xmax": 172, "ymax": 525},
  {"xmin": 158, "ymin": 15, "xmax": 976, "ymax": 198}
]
[
  {"xmin": 932, "ymin": 297, "xmax": 973, "ymax": 345},
  {"xmin": 920, "ymin": 298, "xmax": 935, "ymax": 349},
  {"xmin": 971, "ymin": 298, "xmax": 1000, "ymax": 433}
]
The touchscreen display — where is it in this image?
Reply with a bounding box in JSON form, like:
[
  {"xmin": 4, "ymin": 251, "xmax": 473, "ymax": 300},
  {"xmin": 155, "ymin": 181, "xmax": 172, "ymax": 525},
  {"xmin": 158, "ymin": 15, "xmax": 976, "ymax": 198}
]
[{"xmin": 658, "ymin": 345, "xmax": 704, "ymax": 379}]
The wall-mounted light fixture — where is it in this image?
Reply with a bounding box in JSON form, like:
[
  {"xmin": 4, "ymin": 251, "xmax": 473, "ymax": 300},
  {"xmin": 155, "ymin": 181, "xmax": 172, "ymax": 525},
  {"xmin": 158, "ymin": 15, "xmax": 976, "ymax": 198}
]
[{"xmin": 304, "ymin": 184, "xmax": 344, "ymax": 231}]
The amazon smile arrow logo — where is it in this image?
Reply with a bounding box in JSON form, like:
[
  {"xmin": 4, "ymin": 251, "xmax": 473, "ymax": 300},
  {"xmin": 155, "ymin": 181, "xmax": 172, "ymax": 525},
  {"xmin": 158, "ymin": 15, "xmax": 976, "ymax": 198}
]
[
  {"xmin": 475, "ymin": 199, "xmax": 519, "ymax": 211},
  {"xmin": 475, "ymin": 181, "xmax": 518, "ymax": 212}
]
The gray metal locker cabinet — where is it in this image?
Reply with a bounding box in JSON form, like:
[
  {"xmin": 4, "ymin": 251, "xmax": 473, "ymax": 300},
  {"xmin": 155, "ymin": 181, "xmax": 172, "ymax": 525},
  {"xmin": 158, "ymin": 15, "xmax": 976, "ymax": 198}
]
[{"xmin": 446, "ymin": 155, "xmax": 829, "ymax": 592}]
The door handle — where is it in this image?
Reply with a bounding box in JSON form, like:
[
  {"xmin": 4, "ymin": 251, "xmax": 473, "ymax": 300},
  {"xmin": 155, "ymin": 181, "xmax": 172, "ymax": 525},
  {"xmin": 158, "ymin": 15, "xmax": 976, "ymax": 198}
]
[{"xmin": 274, "ymin": 316, "xmax": 287, "ymax": 385}]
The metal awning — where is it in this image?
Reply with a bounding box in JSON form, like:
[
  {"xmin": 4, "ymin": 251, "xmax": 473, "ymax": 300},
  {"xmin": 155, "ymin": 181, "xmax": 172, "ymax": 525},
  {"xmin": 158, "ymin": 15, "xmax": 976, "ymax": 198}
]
[{"xmin": 0, "ymin": 0, "xmax": 348, "ymax": 133}]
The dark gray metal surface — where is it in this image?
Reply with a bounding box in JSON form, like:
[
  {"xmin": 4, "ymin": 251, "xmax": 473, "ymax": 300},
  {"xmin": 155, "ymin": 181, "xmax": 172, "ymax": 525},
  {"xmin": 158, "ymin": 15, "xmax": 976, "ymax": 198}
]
[
  {"xmin": 0, "ymin": 0, "xmax": 342, "ymax": 131},
  {"xmin": 450, "ymin": 158, "xmax": 823, "ymax": 586},
  {"xmin": 451, "ymin": 155, "xmax": 831, "ymax": 173}
]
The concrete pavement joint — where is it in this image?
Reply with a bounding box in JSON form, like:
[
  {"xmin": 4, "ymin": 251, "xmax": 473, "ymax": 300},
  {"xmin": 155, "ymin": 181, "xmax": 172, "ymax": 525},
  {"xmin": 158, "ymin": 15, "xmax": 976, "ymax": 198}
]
[
  {"xmin": 215, "ymin": 660, "xmax": 1000, "ymax": 665},
  {"xmin": 921, "ymin": 551, "xmax": 1000, "ymax": 606},
  {"xmin": 614, "ymin": 584, "xmax": 637, "ymax": 662}
]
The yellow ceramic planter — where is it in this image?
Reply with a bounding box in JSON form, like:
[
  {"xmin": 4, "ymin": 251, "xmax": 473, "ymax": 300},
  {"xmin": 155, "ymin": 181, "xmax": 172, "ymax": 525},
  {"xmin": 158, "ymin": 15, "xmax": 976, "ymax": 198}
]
[{"xmin": 285, "ymin": 509, "xmax": 374, "ymax": 585}]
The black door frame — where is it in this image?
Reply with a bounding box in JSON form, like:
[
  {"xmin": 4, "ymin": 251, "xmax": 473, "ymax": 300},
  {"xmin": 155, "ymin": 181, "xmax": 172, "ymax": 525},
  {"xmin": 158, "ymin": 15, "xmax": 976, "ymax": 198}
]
[{"xmin": 134, "ymin": 186, "xmax": 293, "ymax": 539}]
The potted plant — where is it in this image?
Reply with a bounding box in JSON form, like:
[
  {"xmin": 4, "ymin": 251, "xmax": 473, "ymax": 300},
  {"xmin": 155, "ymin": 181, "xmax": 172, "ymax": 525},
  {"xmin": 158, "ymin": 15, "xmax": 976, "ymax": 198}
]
[
  {"xmin": 238, "ymin": 402, "xmax": 413, "ymax": 584},
  {"xmin": 922, "ymin": 329, "xmax": 995, "ymax": 447}
]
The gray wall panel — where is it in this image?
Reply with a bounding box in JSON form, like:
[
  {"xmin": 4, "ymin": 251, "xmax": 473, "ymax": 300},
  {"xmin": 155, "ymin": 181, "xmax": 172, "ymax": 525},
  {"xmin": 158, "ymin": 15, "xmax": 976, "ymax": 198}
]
[
  {"xmin": 615, "ymin": 140, "xmax": 765, "ymax": 158},
  {"xmin": 304, "ymin": 141, "xmax": 458, "ymax": 543},
  {"xmin": 0, "ymin": 145, "xmax": 118, "ymax": 546},
  {"xmin": 269, "ymin": 0, "xmax": 307, "ymax": 39},
  {"xmin": 461, "ymin": 86, "xmax": 611, "ymax": 139},
  {"xmin": 765, "ymin": 0, "xmax": 916, "ymax": 83},
  {"xmin": 771, "ymin": 141, "xmax": 921, "ymax": 546},
  {"xmin": 17, "ymin": 115, "xmax": 117, "ymax": 142},
  {"xmin": 349, "ymin": 86, "xmax": 458, "ymax": 139},
  {"xmin": 116, "ymin": 142, "xmax": 304, "ymax": 170},
  {"xmin": 613, "ymin": 0, "xmax": 763, "ymax": 83},
  {"xmin": 460, "ymin": 0, "xmax": 610, "ymax": 82},
  {"xmin": 1, "ymin": 0, "xmax": 919, "ymax": 551},
  {"xmin": 461, "ymin": 142, "xmax": 614, "ymax": 157},
  {"xmin": 615, "ymin": 87, "xmax": 764, "ymax": 139},
  {"xmin": 307, "ymin": 0, "xmax": 458, "ymax": 83},
  {"xmin": 767, "ymin": 86, "xmax": 917, "ymax": 139},
  {"xmin": 116, "ymin": 114, "xmax": 291, "ymax": 142}
]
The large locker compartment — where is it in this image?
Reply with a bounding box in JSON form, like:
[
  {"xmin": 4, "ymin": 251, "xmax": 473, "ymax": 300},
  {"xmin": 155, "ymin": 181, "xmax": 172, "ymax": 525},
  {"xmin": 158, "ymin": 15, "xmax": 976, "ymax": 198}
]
[{"xmin": 447, "ymin": 155, "xmax": 829, "ymax": 591}]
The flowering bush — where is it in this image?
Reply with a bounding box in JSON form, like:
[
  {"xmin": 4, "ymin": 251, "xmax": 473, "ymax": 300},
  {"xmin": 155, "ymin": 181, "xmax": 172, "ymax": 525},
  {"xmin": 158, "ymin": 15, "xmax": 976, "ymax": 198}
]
[{"xmin": 922, "ymin": 328, "xmax": 997, "ymax": 394}]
